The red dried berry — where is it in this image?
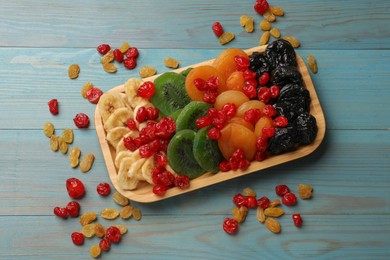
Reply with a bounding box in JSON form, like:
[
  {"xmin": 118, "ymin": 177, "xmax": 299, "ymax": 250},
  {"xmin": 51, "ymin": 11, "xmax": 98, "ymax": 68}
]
[
  {"xmin": 105, "ymin": 226, "xmax": 121, "ymax": 243},
  {"xmin": 256, "ymin": 135, "xmax": 268, "ymax": 152},
  {"xmin": 219, "ymin": 160, "xmax": 231, "ymax": 172},
  {"xmin": 223, "ymin": 217, "xmax": 239, "ymax": 234},
  {"xmin": 66, "ymin": 177, "xmax": 85, "ymax": 199},
  {"xmin": 123, "ymin": 136, "xmax": 138, "ymax": 151},
  {"xmin": 124, "ymin": 57, "xmax": 137, "ymax": 69},
  {"xmin": 66, "ymin": 201, "xmax": 80, "ymax": 217},
  {"xmin": 238, "ymin": 159, "xmax": 250, "ymax": 170},
  {"xmin": 282, "ymin": 192, "xmax": 298, "ymax": 206},
  {"xmin": 207, "ymin": 127, "xmax": 221, "ymax": 140},
  {"xmin": 126, "ymin": 47, "xmax": 139, "ymax": 58},
  {"xmin": 212, "ymin": 22, "xmax": 224, "ymax": 37},
  {"xmin": 195, "ymin": 115, "xmax": 212, "ymax": 129},
  {"xmin": 262, "ymin": 104, "xmax": 277, "ymax": 117},
  {"xmin": 136, "ymin": 106, "xmax": 148, "ymax": 123},
  {"xmin": 126, "ymin": 118, "xmax": 138, "ymax": 130},
  {"xmin": 139, "ymin": 144, "xmax": 153, "ymax": 158},
  {"xmin": 113, "ymin": 49, "xmax": 124, "ymax": 62},
  {"xmin": 194, "ymin": 78, "xmax": 207, "ymax": 91},
  {"xmin": 275, "ymin": 184, "xmax": 290, "ymax": 196},
  {"xmin": 53, "ymin": 207, "xmax": 68, "ymax": 219},
  {"xmin": 258, "ymin": 72, "xmax": 270, "ymax": 86},
  {"xmin": 255, "ymin": 150, "xmax": 266, "ymax": 161},
  {"xmin": 233, "ymin": 193, "xmax": 247, "ymax": 207},
  {"xmin": 202, "ymin": 89, "xmax": 218, "ymax": 104},
  {"xmin": 99, "ymin": 238, "xmax": 111, "ymax": 251},
  {"xmin": 174, "ymin": 175, "xmax": 190, "ymax": 189},
  {"xmin": 146, "ymin": 107, "xmax": 159, "ymax": 120},
  {"xmin": 257, "ymin": 196, "xmax": 270, "ymax": 209},
  {"xmin": 155, "ymin": 117, "xmax": 176, "ymax": 139},
  {"xmin": 73, "ymin": 113, "xmax": 89, "ymax": 128},
  {"xmin": 158, "ymin": 170, "xmax": 175, "ymax": 187},
  {"xmin": 292, "ymin": 214, "xmax": 303, "ymax": 227},
  {"xmin": 138, "ymin": 81, "xmax": 155, "ymax": 99},
  {"xmin": 244, "ymin": 109, "xmax": 262, "ymax": 124},
  {"xmin": 257, "ymin": 87, "xmax": 271, "ymax": 104},
  {"xmin": 254, "ymin": 0, "xmax": 269, "ymax": 15},
  {"xmin": 242, "ymin": 83, "xmax": 257, "ymax": 99},
  {"xmin": 154, "ymin": 152, "xmax": 168, "ymax": 168},
  {"xmin": 234, "ymin": 55, "xmax": 250, "ymax": 71},
  {"xmin": 221, "ymin": 103, "xmax": 237, "ymax": 119},
  {"xmin": 153, "ymin": 184, "xmax": 167, "ymax": 196},
  {"xmin": 211, "ymin": 111, "xmax": 227, "ymax": 130},
  {"xmin": 262, "ymin": 127, "xmax": 275, "ymax": 138},
  {"xmin": 71, "ymin": 232, "xmax": 85, "ymax": 245},
  {"xmin": 246, "ymin": 196, "xmax": 258, "ymax": 208},
  {"xmin": 96, "ymin": 182, "xmax": 111, "ymax": 196},
  {"xmin": 274, "ymin": 116, "xmax": 288, "ymax": 127},
  {"xmin": 206, "ymin": 76, "xmax": 220, "ymax": 91},
  {"xmin": 86, "ymin": 87, "xmax": 103, "ymax": 104},
  {"xmin": 243, "ymin": 69, "xmax": 257, "ymax": 80},
  {"xmin": 48, "ymin": 99, "xmax": 59, "ymax": 115},
  {"xmin": 270, "ymin": 85, "xmax": 280, "ymax": 98},
  {"xmin": 97, "ymin": 44, "xmax": 111, "ymax": 55}
]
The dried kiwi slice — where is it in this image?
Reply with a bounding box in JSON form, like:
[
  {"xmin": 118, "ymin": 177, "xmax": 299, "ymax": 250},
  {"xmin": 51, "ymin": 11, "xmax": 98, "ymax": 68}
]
[
  {"xmin": 150, "ymin": 72, "xmax": 191, "ymax": 116},
  {"xmin": 167, "ymin": 129, "xmax": 206, "ymax": 179},
  {"xmin": 175, "ymin": 101, "xmax": 212, "ymax": 132}
]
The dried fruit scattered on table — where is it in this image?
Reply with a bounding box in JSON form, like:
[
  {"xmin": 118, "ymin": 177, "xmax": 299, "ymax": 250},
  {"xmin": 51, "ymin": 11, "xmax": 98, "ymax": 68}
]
[
  {"xmin": 126, "ymin": 47, "xmax": 139, "ymax": 58},
  {"xmin": 283, "ymin": 36, "xmax": 301, "ymax": 48},
  {"xmin": 164, "ymin": 57, "xmax": 180, "ymax": 69},
  {"xmin": 270, "ymin": 27, "xmax": 281, "ymax": 38},
  {"xmin": 260, "ymin": 31, "xmax": 270, "ymax": 45},
  {"xmin": 212, "ymin": 21, "xmax": 224, "ymax": 37},
  {"xmin": 240, "ymin": 15, "xmax": 249, "ymax": 26},
  {"xmin": 269, "ymin": 199, "xmax": 281, "ymax": 207},
  {"xmin": 113, "ymin": 49, "xmax": 124, "ymax": 63},
  {"xmin": 101, "ymin": 208, "xmax": 120, "ymax": 220},
  {"xmin": 245, "ymin": 17, "xmax": 254, "ymax": 33},
  {"xmin": 298, "ymin": 183, "xmax": 313, "ymax": 199},
  {"xmin": 257, "ymin": 196, "xmax": 270, "ymax": 209},
  {"xmin": 53, "ymin": 207, "xmax": 68, "ymax": 219},
  {"xmin": 48, "ymin": 99, "xmax": 59, "ymax": 115},
  {"xmin": 66, "ymin": 177, "xmax": 85, "ymax": 199},
  {"xmin": 97, "ymin": 44, "xmax": 111, "ymax": 55},
  {"xmin": 50, "ymin": 135, "xmax": 59, "ymax": 152},
  {"xmin": 66, "ymin": 201, "xmax": 80, "ymax": 217},
  {"xmin": 62, "ymin": 128, "xmax": 74, "ymax": 144},
  {"xmin": 132, "ymin": 207, "xmax": 142, "ymax": 221},
  {"xmin": 43, "ymin": 122, "xmax": 54, "ymax": 137},
  {"xmin": 71, "ymin": 232, "xmax": 85, "ymax": 245},
  {"xmin": 139, "ymin": 66, "xmax": 157, "ymax": 78},
  {"xmin": 124, "ymin": 57, "xmax": 137, "ymax": 69},
  {"xmin": 79, "ymin": 154, "xmax": 94, "ymax": 173},
  {"xmin": 100, "ymin": 50, "xmax": 114, "ymax": 64},
  {"xmin": 90, "ymin": 244, "xmax": 101, "ymax": 258},
  {"xmin": 256, "ymin": 207, "xmax": 266, "ymax": 223},
  {"xmin": 232, "ymin": 206, "xmax": 248, "ymax": 223},
  {"xmin": 219, "ymin": 32, "xmax": 235, "ymax": 45},
  {"xmin": 270, "ymin": 6, "xmax": 284, "ymax": 16},
  {"xmin": 223, "ymin": 217, "xmax": 239, "ymax": 234},
  {"xmin": 254, "ymin": 0, "xmax": 269, "ymax": 15},
  {"xmin": 73, "ymin": 113, "xmax": 89, "ymax": 128},
  {"xmin": 68, "ymin": 64, "xmax": 80, "ymax": 79},
  {"xmin": 119, "ymin": 42, "xmax": 130, "ymax": 53},
  {"xmin": 242, "ymin": 187, "xmax": 256, "ymax": 197},
  {"xmin": 113, "ymin": 224, "xmax": 128, "ymax": 235},
  {"xmin": 265, "ymin": 217, "xmax": 281, "ymax": 233},
  {"xmin": 307, "ymin": 55, "xmax": 318, "ymax": 74},
  {"xmin": 103, "ymin": 62, "xmax": 117, "ymax": 73},
  {"xmin": 263, "ymin": 9, "xmax": 276, "ymax": 23},
  {"xmin": 264, "ymin": 207, "xmax": 284, "ymax": 217},
  {"xmin": 275, "ymin": 184, "xmax": 290, "ymax": 196},
  {"xmin": 282, "ymin": 192, "xmax": 297, "ymax": 206},
  {"xmin": 120, "ymin": 205, "xmax": 133, "ymax": 219},
  {"xmin": 96, "ymin": 182, "xmax": 111, "ymax": 196},
  {"xmin": 105, "ymin": 226, "xmax": 121, "ymax": 243},
  {"xmin": 58, "ymin": 137, "xmax": 68, "ymax": 154},
  {"xmin": 86, "ymin": 87, "xmax": 103, "ymax": 104},
  {"xmin": 80, "ymin": 211, "xmax": 97, "ymax": 226},
  {"xmin": 112, "ymin": 192, "xmax": 129, "ymax": 206},
  {"xmin": 260, "ymin": 19, "xmax": 271, "ymax": 31},
  {"xmin": 99, "ymin": 238, "xmax": 111, "ymax": 251},
  {"xmin": 82, "ymin": 223, "xmax": 96, "ymax": 238},
  {"xmin": 292, "ymin": 213, "xmax": 303, "ymax": 227},
  {"xmin": 94, "ymin": 223, "xmax": 105, "ymax": 238},
  {"xmin": 69, "ymin": 147, "xmax": 81, "ymax": 168},
  {"xmin": 81, "ymin": 82, "xmax": 93, "ymax": 98}
]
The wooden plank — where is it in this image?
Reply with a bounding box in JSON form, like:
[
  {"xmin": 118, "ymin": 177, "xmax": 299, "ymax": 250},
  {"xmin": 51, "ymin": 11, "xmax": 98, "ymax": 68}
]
[
  {"xmin": 1, "ymin": 129, "xmax": 389, "ymax": 215},
  {"xmin": 0, "ymin": 215, "xmax": 389, "ymax": 259},
  {"xmin": 0, "ymin": 48, "xmax": 389, "ymax": 130},
  {"xmin": 0, "ymin": 0, "xmax": 389, "ymax": 49}
]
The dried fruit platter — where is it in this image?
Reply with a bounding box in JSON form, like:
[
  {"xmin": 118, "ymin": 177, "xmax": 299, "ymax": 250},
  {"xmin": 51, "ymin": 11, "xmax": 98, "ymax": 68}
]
[{"xmin": 95, "ymin": 45, "xmax": 326, "ymax": 203}]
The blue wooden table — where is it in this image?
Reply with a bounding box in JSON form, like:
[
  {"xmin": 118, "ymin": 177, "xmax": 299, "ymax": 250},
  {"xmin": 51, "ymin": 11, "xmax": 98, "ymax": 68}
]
[{"xmin": 1, "ymin": 0, "xmax": 389, "ymax": 259}]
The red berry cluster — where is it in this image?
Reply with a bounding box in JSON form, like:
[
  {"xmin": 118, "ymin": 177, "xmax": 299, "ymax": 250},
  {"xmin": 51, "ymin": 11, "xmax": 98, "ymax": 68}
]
[
  {"xmin": 193, "ymin": 76, "xmax": 221, "ymax": 104},
  {"xmin": 97, "ymin": 43, "xmax": 140, "ymax": 70},
  {"xmin": 54, "ymin": 201, "xmax": 81, "ymax": 219},
  {"xmin": 219, "ymin": 148, "xmax": 250, "ymax": 172}
]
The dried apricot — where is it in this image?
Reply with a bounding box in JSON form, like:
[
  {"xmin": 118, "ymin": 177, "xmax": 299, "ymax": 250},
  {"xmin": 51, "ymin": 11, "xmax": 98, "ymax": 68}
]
[{"xmin": 212, "ymin": 48, "xmax": 248, "ymax": 81}]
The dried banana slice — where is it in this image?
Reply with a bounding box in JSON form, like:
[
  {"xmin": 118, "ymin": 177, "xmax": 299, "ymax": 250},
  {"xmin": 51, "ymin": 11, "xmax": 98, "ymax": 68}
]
[
  {"xmin": 106, "ymin": 127, "xmax": 131, "ymax": 148},
  {"xmin": 127, "ymin": 157, "xmax": 147, "ymax": 181},
  {"xmin": 124, "ymin": 78, "xmax": 143, "ymax": 106},
  {"xmin": 98, "ymin": 92, "xmax": 126, "ymax": 123},
  {"xmin": 141, "ymin": 157, "xmax": 155, "ymax": 184},
  {"xmin": 115, "ymin": 150, "xmax": 139, "ymax": 169},
  {"xmin": 117, "ymin": 157, "xmax": 145, "ymax": 190},
  {"xmin": 104, "ymin": 107, "xmax": 133, "ymax": 131}
]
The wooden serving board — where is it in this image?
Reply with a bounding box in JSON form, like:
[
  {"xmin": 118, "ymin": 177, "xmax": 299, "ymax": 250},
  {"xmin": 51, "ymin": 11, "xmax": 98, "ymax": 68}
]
[{"xmin": 94, "ymin": 45, "xmax": 326, "ymax": 203}]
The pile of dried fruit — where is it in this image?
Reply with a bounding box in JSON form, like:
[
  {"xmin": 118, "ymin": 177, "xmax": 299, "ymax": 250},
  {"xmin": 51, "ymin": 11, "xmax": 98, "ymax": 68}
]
[{"xmin": 223, "ymin": 183, "xmax": 313, "ymax": 234}]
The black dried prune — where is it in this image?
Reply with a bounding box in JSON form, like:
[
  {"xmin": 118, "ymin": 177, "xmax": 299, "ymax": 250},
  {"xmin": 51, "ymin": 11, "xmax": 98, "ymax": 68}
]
[
  {"xmin": 265, "ymin": 39, "xmax": 297, "ymax": 70},
  {"xmin": 268, "ymin": 125, "xmax": 299, "ymax": 155},
  {"xmin": 295, "ymin": 112, "xmax": 318, "ymax": 145},
  {"xmin": 249, "ymin": 51, "xmax": 271, "ymax": 78},
  {"xmin": 278, "ymin": 83, "xmax": 310, "ymax": 104},
  {"xmin": 274, "ymin": 100, "xmax": 308, "ymax": 122},
  {"xmin": 271, "ymin": 66, "xmax": 302, "ymax": 87}
]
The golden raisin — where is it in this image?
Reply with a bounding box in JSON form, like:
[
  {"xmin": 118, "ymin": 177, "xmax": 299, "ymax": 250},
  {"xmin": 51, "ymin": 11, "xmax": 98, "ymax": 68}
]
[
  {"xmin": 113, "ymin": 224, "xmax": 128, "ymax": 235},
  {"xmin": 265, "ymin": 218, "xmax": 281, "ymax": 233},
  {"xmin": 49, "ymin": 135, "xmax": 59, "ymax": 152},
  {"xmin": 244, "ymin": 17, "xmax": 254, "ymax": 33},
  {"xmin": 219, "ymin": 32, "xmax": 235, "ymax": 45},
  {"xmin": 242, "ymin": 187, "xmax": 256, "ymax": 197},
  {"xmin": 112, "ymin": 192, "xmax": 129, "ymax": 206},
  {"xmin": 100, "ymin": 208, "xmax": 120, "ymax": 220},
  {"xmin": 119, "ymin": 42, "xmax": 131, "ymax": 53},
  {"xmin": 43, "ymin": 122, "xmax": 55, "ymax": 137},
  {"xmin": 100, "ymin": 50, "xmax": 114, "ymax": 64},
  {"xmin": 164, "ymin": 57, "xmax": 180, "ymax": 69},
  {"xmin": 132, "ymin": 207, "xmax": 142, "ymax": 221},
  {"xmin": 283, "ymin": 36, "xmax": 301, "ymax": 48},
  {"xmin": 79, "ymin": 154, "xmax": 95, "ymax": 173},
  {"xmin": 82, "ymin": 223, "xmax": 96, "ymax": 238},
  {"xmin": 79, "ymin": 211, "xmax": 97, "ymax": 226},
  {"xmin": 94, "ymin": 223, "xmax": 105, "ymax": 238},
  {"xmin": 263, "ymin": 9, "xmax": 276, "ymax": 22},
  {"xmin": 298, "ymin": 183, "xmax": 314, "ymax": 199},
  {"xmin": 260, "ymin": 31, "xmax": 271, "ymax": 45},
  {"xmin": 120, "ymin": 205, "xmax": 133, "ymax": 219},
  {"xmin": 307, "ymin": 56, "xmax": 318, "ymax": 74},
  {"xmin": 103, "ymin": 62, "xmax": 117, "ymax": 73},
  {"xmin": 90, "ymin": 244, "xmax": 101, "ymax": 258},
  {"xmin": 58, "ymin": 137, "xmax": 68, "ymax": 154},
  {"xmin": 139, "ymin": 66, "xmax": 157, "ymax": 78},
  {"xmin": 81, "ymin": 82, "xmax": 93, "ymax": 98},
  {"xmin": 260, "ymin": 20, "xmax": 271, "ymax": 31},
  {"xmin": 264, "ymin": 207, "xmax": 285, "ymax": 217},
  {"xmin": 240, "ymin": 15, "xmax": 249, "ymax": 27},
  {"xmin": 270, "ymin": 27, "xmax": 281, "ymax": 38},
  {"xmin": 68, "ymin": 64, "xmax": 80, "ymax": 79},
  {"xmin": 69, "ymin": 147, "xmax": 81, "ymax": 168},
  {"xmin": 61, "ymin": 128, "xmax": 74, "ymax": 144},
  {"xmin": 270, "ymin": 6, "xmax": 284, "ymax": 16},
  {"xmin": 256, "ymin": 207, "xmax": 266, "ymax": 223}
]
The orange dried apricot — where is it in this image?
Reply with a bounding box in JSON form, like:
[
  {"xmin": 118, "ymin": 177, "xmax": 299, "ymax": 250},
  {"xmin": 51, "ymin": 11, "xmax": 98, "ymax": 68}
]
[{"xmin": 212, "ymin": 48, "xmax": 248, "ymax": 81}]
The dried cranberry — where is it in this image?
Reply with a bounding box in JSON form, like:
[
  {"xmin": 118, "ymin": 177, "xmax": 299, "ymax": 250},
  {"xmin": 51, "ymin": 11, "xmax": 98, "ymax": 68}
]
[
  {"xmin": 97, "ymin": 44, "xmax": 111, "ymax": 55},
  {"xmin": 149, "ymin": 139, "xmax": 161, "ymax": 154},
  {"xmin": 257, "ymin": 196, "xmax": 270, "ymax": 209},
  {"xmin": 48, "ymin": 99, "xmax": 59, "ymax": 115},
  {"xmin": 233, "ymin": 193, "xmax": 247, "ymax": 207},
  {"xmin": 262, "ymin": 127, "xmax": 275, "ymax": 138},
  {"xmin": 275, "ymin": 184, "xmax": 290, "ymax": 196},
  {"xmin": 212, "ymin": 22, "xmax": 224, "ymax": 37},
  {"xmin": 154, "ymin": 152, "xmax": 168, "ymax": 168},
  {"xmin": 174, "ymin": 175, "xmax": 190, "ymax": 189},
  {"xmin": 139, "ymin": 144, "xmax": 153, "ymax": 158},
  {"xmin": 159, "ymin": 139, "xmax": 169, "ymax": 152},
  {"xmin": 258, "ymin": 72, "xmax": 270, "ymax": 86},
  {"xmin": 219, "ymin": 161, "xmax": 231, "ymax": 172},
  {"xmin": 292, "ymin": 214, "xmax": 303, "ymax": 227},
  {"xmin": 221, "ymin": 103, "xmax": 237, "ymax": 119},
  {"xmin": 96, "ymin": 182, "xmax": 111, "ymax": 196},
  {"xmin": 242, "ymin": 83, "xmax": 257, "ymax": 99},
  {"xmin": 136, "ymin": 106, "xmax": 148, "ymax": 123},
  {"xmin": 138, "ymin": 81, "xmax": 155, "ymax": 99},
  {"xmin": 196, "ymin": 115, "xmax": 212, "ymax": 129},
  {"xmin": 274, "ymin": 116, "xmax": 288, "ymax": 127},
  {"xmin": 243, "ymin": 69, "xmax": 257, "ymax": 80},
  {"xmin": 86, "ymin": 87, "xmax": 103, "ymax": 104},
  {"xmin": 282, "ymin": 192, "xmax": 298, "ymax": 206},
  {"xmin": 123, "ymin": 136, "xmax": 138, "ymax": 151},
  {"xmin": 126, "ymin": 47, "xmax": 139, "ymax": 58},
  {"xmin": 152, "ymin": 167, "xmax": 164, "ymax": 185},
  {"xmin": 99, "ymin": 238, "xmax": 111, "ymax": 251},
  {"xmin": 254, "ymin": 0, "xmax": 269, "ymax": 15},
  {"xmin": 256, "ymin": 136, "xmax": 268, "ymax": 152},
  {"xmin": 153, "ymin": 184, "xmax": 167, "ymax": 196},
  {"xmin": 234, "ymin": 55, "xmax": 250, "ymax": 71},
  {"xmin": 246, "ymin": 196, "xmax": 257, "ymax": 208},
  {"xmin": 238, "ymin": 159, "xmax": 250, "ymax": 170},
  {"xmin": 206, "ymin": 76, "xmax": 220, "ymax": 91},
  {"xmin": 126, "ymin": 118, "xmax": 138, "ymax": 130},
  {"xmin": 155, "ymin": 117, "xmax": 176, "ymax": 139},
  {"xmin": 202, "ymin": 89, "xmax": 218, "ymax": 104},
  {"xmin": 66, "ymin": 201, "xmax": 80, "ymax": 217},
  {"xmin": 105, "ymin": 226, "xmax": 121, "ymax": 243},
  {"xmin": 262, "ymin": 104, "xmax": 277, "ymax": 117},
  {"xmin": 158, "ymin": 170, "xmax": 175, "ymax": 187},
  {"xmin": 231, "ymin": 149, "xmax": 245, "ymax": 161},
  {"xmin": 73, "ymin": 113, "xmax": 89, "ymax": 128},
  {"xmin": 211, "ymin": 111, "xmax": 227, "ymax": 130},
  {"xmin": 53, "ymin": 207, "xmax": 68, "ymax": 219},
  {"xmin": 257, "ymin": 87, "xmax": 271, "ymax": 104},
  {"xmin": 113, "ymin": 49, "xmax": 124, "ymax": 62},
  {"xmin": 244, "ymin": 109, "xmax": 262, "ymax": 124},
  {"xmin": 255, "ymin": 150, "xmax": 266, "ymax": 161},
  {"xmin": 71, "ymin": 232, "xmax": 85, "ymax": 245},
  {"xmin": 66, "ymin": 177, "xmax": 85, "ymax": 199},
  {"xmin": 207, "ymin": 108, "xmax": 219, "ymax": 118},
  {"xmin": 223, "ymin": 217, "xmax": 239, "ymax": 234},
  {"xmin": 270, "ymin": 85, "xmax": 280, "ymax": 98},
  {"xmin": 207, "ymin": 127, "xmax": 221, "ymax": 140},
  {"xmin": 124, "ymin": 57, "xmax": 137, "ymax": 69},
  {"xmin": 146, "ymin": 107, "xmax": 159, "ymax": 120}
]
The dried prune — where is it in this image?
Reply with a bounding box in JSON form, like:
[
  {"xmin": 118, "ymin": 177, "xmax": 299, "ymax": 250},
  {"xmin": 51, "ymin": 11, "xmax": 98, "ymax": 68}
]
[
  {"xmin": 278, "ymin": 83, "xmax": 310, "ymax": 103},
  {"xmin": 295, "ymin": 112, "xmax": 318, "ymax": 145},
  {"xmin": 249, "ymin": 51, "xmax": 271, "ymax": 77},
  {"xmin": 274, "ymin": 98, "xmax": 309, "ymax": 122},
  {"xmin": 271, "ymin": 66, "xmax": 302, "ymax": 87},
  {"xmin": 265, "ymin": 39, "xmax": 296, "ymax": 69},
  {"xmin": 267, "ymin": 125, "xmax": 299, "ymax": 155}
]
